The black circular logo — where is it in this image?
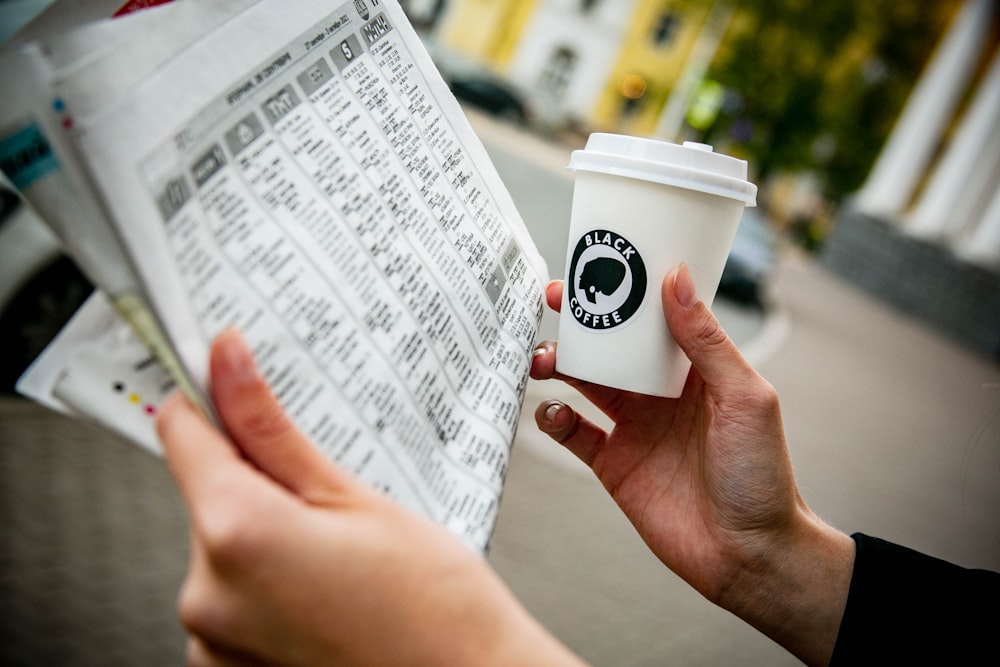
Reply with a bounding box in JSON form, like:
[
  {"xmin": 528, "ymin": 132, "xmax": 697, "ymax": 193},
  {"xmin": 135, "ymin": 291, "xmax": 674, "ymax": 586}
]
[{"xmin": 566, "ymin": 229, "xmax": 646, "ymax": 331}]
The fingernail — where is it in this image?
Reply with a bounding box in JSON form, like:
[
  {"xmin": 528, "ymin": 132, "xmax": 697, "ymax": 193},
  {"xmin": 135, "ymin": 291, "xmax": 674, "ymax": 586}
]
[
  {"xmin": 217, "ymin": 328, "xmax": 257, "ymax": 384},
  {"xmin": 674, "ymin": 263, "xmax": 698, "ymax": 309},
  {"xmin": 533, "ymin": 341, "xmax": 551, "ymax": 357},
  {"xmin": 544, "ymin": 401, "xmax": 563, "ymax": 424}
]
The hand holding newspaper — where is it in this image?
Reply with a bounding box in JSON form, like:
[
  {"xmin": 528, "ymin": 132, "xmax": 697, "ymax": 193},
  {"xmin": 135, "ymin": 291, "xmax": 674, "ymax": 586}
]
[{"xmin": 2, "ymin": 0, "xmax": 549, "ymax": 552}]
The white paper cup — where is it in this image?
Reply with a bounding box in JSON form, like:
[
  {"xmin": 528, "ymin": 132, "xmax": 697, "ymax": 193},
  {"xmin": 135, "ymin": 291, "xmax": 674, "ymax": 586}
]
[{"xmin": 556, "ymin": 134, "xmax": 757, "ymax": 397}]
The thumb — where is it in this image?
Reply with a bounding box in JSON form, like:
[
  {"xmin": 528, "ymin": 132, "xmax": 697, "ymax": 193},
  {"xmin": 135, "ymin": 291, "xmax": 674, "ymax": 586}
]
[
  {"xmin": 662, "ymin": 263, "xmax": 756, "ymax": 392},
  {"xmin": 209, "ymin": 328, "xmax": 364, "ymax": 503}
]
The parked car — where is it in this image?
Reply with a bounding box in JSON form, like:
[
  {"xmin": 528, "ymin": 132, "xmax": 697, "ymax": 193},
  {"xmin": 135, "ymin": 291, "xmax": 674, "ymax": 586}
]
[
  {"xmin": 424, "ymin": 40, "xmax": 539, "ymax": 126},
  {"xmin": 718, "ymin": 207, "xmax": 777, "ymax": 308},
  {"xmin": 448, "ymin": 73, "xmax": 532, "ymax": 124}
]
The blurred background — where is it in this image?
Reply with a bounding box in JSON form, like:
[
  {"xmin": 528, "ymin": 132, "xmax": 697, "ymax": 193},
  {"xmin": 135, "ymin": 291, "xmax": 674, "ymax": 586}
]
[
  {"xmin": 411, "ymin": 0, "xmax": 1000, "ymax": 359},
  {"xmin": 1, "ymin": 0, "xmax": 999, "ymax": 665}
]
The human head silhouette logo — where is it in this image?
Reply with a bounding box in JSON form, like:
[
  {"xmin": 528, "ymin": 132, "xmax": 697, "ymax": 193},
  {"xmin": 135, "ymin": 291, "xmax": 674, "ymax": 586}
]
[
  {"xmin": 566, "ymin": 229, "xmax": 646, "ymax": 331},
  {"xmin": 579, "ymin": 257, "xmax": 626, "ymax": 304}
]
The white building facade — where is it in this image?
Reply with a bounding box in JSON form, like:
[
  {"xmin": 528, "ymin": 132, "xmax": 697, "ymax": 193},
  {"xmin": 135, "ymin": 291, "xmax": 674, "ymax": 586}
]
[
  {"xmin": 824, "ymin": 0, "xmax": 1000, "ymax": 360},
  {"xmin": 853, "ymin": 0, "xmax": 1000, "ymax": 270},
  {"xmin": 504, "ymin": 0, "xmax": 638, "ymax": 127}
]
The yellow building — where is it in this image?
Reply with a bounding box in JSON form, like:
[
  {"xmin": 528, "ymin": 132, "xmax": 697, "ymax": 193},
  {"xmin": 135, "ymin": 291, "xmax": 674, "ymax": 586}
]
[
  {"xmin": 436, "ymin": 0, "xmax": 539, "ymax": 68},
  {"xmin": 435, "ymin": 0, "xmax": 718, "ymax": 136},
  {"xmin": 593, "ymin": 0, "xmax": 711, "ymax": 135}
]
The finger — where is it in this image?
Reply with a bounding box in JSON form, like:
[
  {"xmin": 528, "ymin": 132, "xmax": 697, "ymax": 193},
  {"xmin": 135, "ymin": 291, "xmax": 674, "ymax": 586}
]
[
  {"xmin": 662, "ymin": 263, "xmax": 757, "ymax": 392},
  {"xmin": 545, "ymin": 280, "xmax": 563, "ymax": 313},
  {"xmin": 160, "ymin": 397, "xmax": 295, "ymax": 572},
  {"xmin": 157, "ymin": 392, "xmax": 247, "ymax": 510},
  {"xmin": 209, "ymin": 329, "xmax": 364, "ymax": 503},
  {"xmin": 530, "ymin": 340, "xmax": 559, "ymax": 380},
  {"xmin": 534, "ymin": 399, "xmax": 608, "ymax": 466},
  {"xmin": 530, "ymin": 339, "xmax": 661, "ymax": 423},
  {"xmin": 530, "ymin": 340, "xmax": 634, "ymax": 411}
]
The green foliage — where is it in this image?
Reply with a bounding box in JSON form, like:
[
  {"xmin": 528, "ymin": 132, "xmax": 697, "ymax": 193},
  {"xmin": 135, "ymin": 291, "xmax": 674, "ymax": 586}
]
[{"xmin": 699, "ymin": 0, "xmax": 960, "ymax": 201}]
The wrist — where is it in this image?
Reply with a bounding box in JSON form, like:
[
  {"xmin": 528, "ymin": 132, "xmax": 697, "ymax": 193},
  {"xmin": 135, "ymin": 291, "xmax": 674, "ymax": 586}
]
[{"xmin": 719, "ymin": 506, "xmax": 855, "ymax": 666}]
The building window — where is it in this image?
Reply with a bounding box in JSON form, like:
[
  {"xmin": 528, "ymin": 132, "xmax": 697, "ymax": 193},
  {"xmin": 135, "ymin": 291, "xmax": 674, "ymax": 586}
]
[
  {"xmin": 651, "ymin": 10, "xmax": 681, "ymax": 47},
  {"xmin": 539, "ymin": 47, "xmax": 577, "ymax": 99}
]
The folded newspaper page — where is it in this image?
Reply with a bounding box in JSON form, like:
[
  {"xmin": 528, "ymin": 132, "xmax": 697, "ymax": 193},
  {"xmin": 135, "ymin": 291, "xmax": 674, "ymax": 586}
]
[
  {"xmin": 2, "ymin": 1, "xmax": 259, "ymax": 403},
  {"xmin": 8, "ymin": 0, "xmax": 548, "ymax": 552}
]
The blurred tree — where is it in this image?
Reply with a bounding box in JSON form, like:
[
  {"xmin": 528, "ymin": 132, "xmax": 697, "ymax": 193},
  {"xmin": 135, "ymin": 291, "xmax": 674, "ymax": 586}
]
[{"xmin": 699, "ymin": 0, "xmax": 961, "ymax": 202}]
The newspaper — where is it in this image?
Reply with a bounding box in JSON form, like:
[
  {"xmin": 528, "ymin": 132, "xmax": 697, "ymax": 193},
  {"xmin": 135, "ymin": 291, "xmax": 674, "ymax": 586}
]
[
  {"xmin": 16, "ymin": 291, "xmax": 176, "ymax": 457},
  {"xmin": 1, "ymin": 0, "xmax": 260, "ymax": 401},
  {"xmin": 4, "ymin": 0, "xmax": 548, "ymax": 552}
]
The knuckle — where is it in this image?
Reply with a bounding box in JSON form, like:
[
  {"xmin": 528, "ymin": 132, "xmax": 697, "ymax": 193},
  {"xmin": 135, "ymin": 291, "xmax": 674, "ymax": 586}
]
[
  {"xmin": 728, "ymin": 377, "xmax": 781, "ymax": 418},
  {"xmin": 177, "ymin": 582, "xmax": 237, "ymax": 649},
  {"xmin": 748, "ymin": 378, "xmax": 781, "ymax": 413},
  {"xmin": 196, "ymin": 496, "xmax": 260, "ymax": 570},
  {"xmin": 693, "ymin": 310, "xmax": 731, "ymax": 351},
  {"xmin": 177, "ymin": 580, "xmax": 215, "ymax": 638}
]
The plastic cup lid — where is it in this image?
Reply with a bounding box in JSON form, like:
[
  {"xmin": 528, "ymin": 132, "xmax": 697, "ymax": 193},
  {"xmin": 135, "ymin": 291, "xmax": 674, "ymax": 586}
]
[{"xmin": 568, "ymin": 133, "xmax": 757, "ymax": 206}]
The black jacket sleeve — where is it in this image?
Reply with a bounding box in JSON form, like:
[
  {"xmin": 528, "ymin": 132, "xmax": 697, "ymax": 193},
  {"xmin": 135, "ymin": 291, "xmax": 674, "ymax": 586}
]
[{"xmin": 830, "ymin": 533, "xmax": 1000, "ymax": 665}]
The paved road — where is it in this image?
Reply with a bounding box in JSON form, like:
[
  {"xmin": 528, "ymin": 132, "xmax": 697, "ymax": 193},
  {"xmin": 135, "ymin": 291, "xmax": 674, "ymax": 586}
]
[{"xmin": 2, "ymin": 112, "xmax": 998, "ymax": 665}]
